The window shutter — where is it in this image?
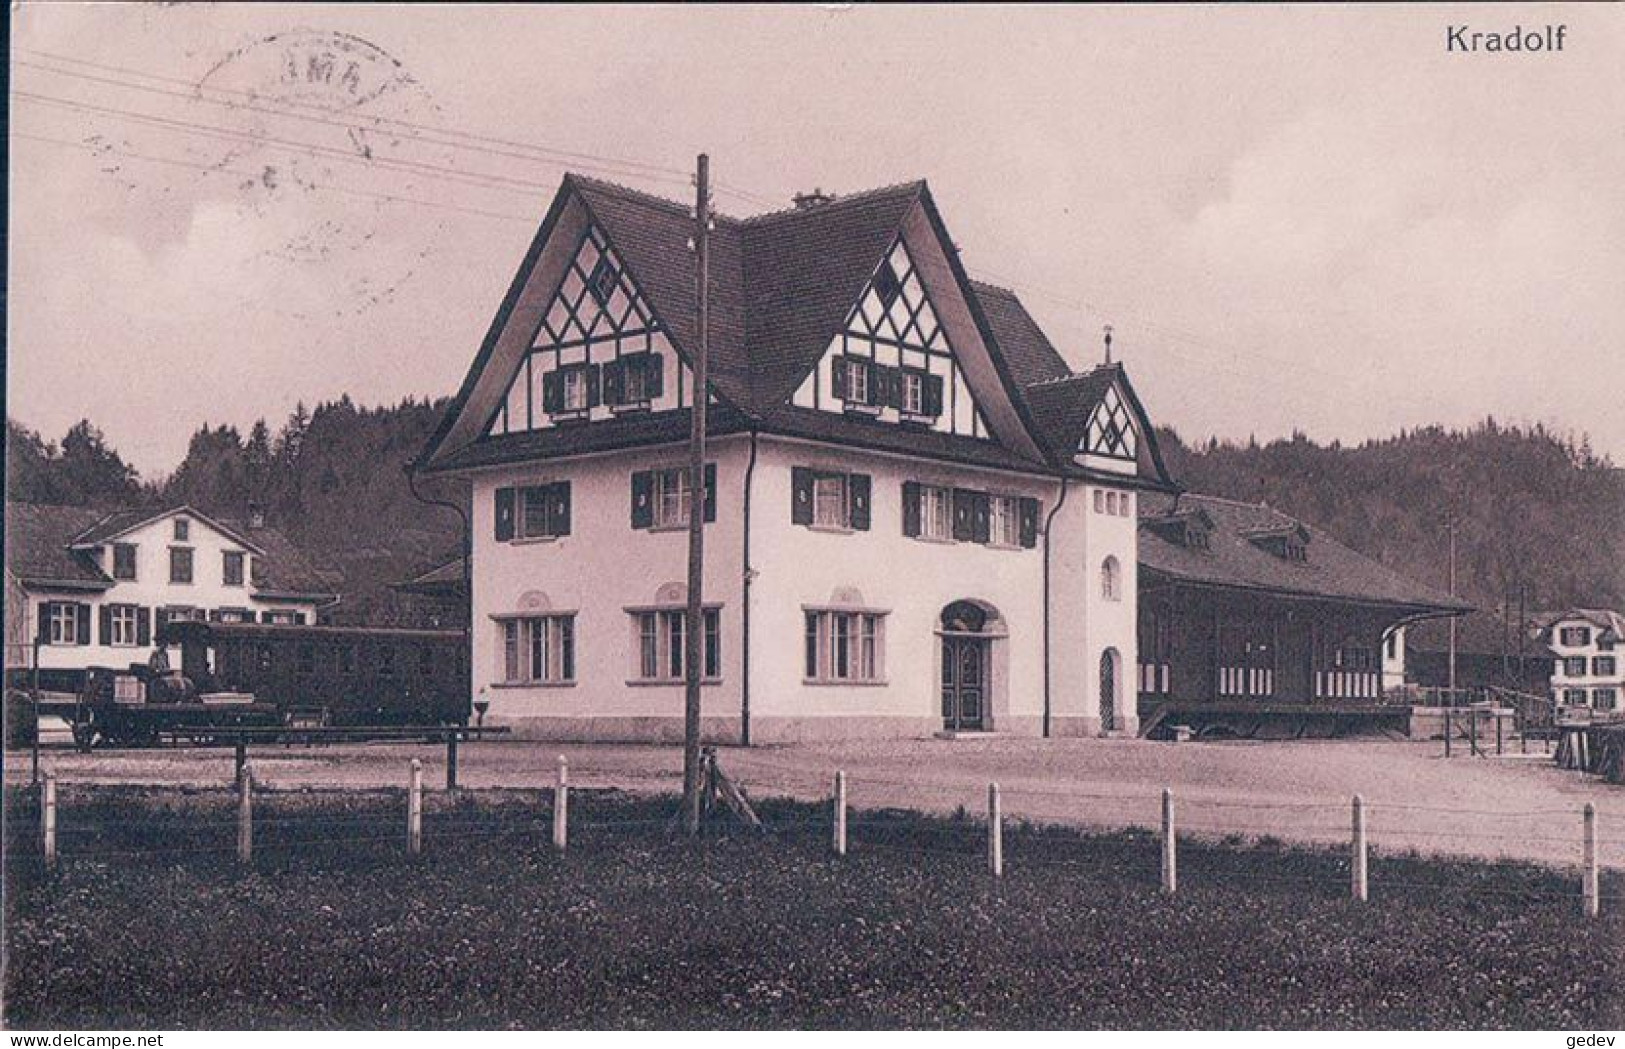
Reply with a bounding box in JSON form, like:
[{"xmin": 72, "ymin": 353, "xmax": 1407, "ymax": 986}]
[
  {"xmin": 137, "ymin": 607, "xmax": 152, "ymax": 647},
  {"xmin": 37, "ymin": 603, "xmax": 50, "ymax": 644},
  {"xmin": 971, "ymin": 492, "xmax": 991, "ymax": 544},
  {"xmin": 884, "ymin": 365, "xmax": 903, "ymax": 409},
  {"xmin": 646, "ymin": 353, "xmax": 665, "ymax": 399},
  {"xmin": 494, "ymin": 487, "xmax": 516, "ymax": 542},
  {"xmin": 550, "ymin": 481, "xmax": 572, "ymax": 536},
  {"xmin": 156, "ymin": 607, "xmax": 170, "ymax": 630},
  {"xmin": 848, "ymin": 473, "xmax": 872, "ymax": 530},
  {"xmin": 631, "ymin": 470, "xmax": 654, "ymax": 529},
  {"xmin": 866, "ymin": 361, "xmax": 886, "ymax": 407},
  {"xmin": 98, "ymin": 604, "xmax": 112, "ymax": 645},
  {"xmin": 602, "ymin": 358, "xmax": 624, "ymax": 405},
  {"xmin": 901, "ymin": 481, "xmax": 922, "ymax": 537},
  {"xmin": 791, "ymin": 467, "xmax": 815, "ymax": 525},
  {"xmin": 586, "ymin": 364, "xmax": 603, "ymax": 408},
  {"xmin": 952, "ymin": 488, "xmax": 976, "ymax": 541},
  {"xmin": 76, "ymin": 603, "xmax": 92, "ymax": 645},
  {"xmin": 831, "ymin": 357, "xmax": 849, "ymax": 400},
  {"xmin": 924, "ymin": 374, "xmax": 945, "ymax": 417},
  {"xmin": 296, "ymin": 613, "xmax": 307, "ymax": 626},
  {"xmin": 542, "ymin": 370, "xmax": 563, "ymax": 415},
  {"xmin": 261, "ymin": 611, "xmax": 275, "ymax": 624},
  {"xmin": 1019, "ymin": 497, "xmax": 1040, "ymax": 549},
  {"xmin": 209, "ymin": 609, "xmax": 224, "ymax": 623},
  {"xmin": 703, "ymin": 463, "xmax": 717, "ymax": 524}
]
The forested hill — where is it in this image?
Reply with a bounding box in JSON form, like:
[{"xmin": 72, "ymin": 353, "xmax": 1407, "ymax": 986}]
[
  {"xmin": 1157, "ymin": 421, "xmax": 1625, "ymax": 611},
  {"xmin": 8, "ymin": 407, "xmax": 1623, "ymax": 620}
]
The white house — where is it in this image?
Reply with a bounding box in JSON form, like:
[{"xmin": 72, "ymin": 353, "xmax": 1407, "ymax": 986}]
[
  {"xmin": 415, "ymin": 175, "xmax": 1177, "ymax": 742},
  {"xmin": 5, "ymin": 502, "xmax": 337, "ymax": 687},
  {"xmin": 1545, "ymin": 609, "xmax": 1624, "ymax": 713}
]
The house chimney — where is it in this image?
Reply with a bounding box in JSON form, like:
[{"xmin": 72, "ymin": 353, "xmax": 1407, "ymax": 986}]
[
  {"xmin": 1103, "ymin": 325, "xmax": 1114, "ymax": 365},
  {"xmin": 792, "ymin": 188, "xmax": 835, "ymax": 210},
  {"xmin": 248, "ymin": 503, "xmax": 266, "ymax": 529}
]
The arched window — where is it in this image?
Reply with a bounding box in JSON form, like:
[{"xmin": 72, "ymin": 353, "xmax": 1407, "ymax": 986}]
[{"xmin": 1100, "ymin": 556, "xmax": 1121, "ymax": 602}]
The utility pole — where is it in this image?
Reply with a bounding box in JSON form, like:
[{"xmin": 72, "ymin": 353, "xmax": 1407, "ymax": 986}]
[
  {"xmin": 682, "ymin": 154, "xmax": 712, "ymax": 836},
  {"xmin": 1447, "ymin": 516, "xmax": 1458, "ymax": 697}
]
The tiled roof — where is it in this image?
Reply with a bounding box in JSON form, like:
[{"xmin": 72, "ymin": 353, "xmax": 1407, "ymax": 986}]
[
  {"xmin": 1021, "ymin": 367, "xmax": 1119, "ymax": 464},
  {"xmin": 1541, "ymin": 608, "xmax": 1625, "ymax": 644},
  {"xmin": 424, "ymin": 173, "xmax": 1174, "ymax": 484},
  {"xmin": 5, "ymin": 503, "xmax": 112, "ymax": 588},
  {"xmin": 1138, "ymin": 493, "xmax": 1470, "ymax": 612},
  {"xmin": 70, "ymin": 504, "xmax": 265, "ymax": 553},
  {"xmin": 214, "ymin": 517, "xmax": 341, "ymax": 599}
]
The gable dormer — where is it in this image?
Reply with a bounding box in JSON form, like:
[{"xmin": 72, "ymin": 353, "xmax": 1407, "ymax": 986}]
[
  {"xmin": 1143, "ymin": 507, "xmax": 1217, "ymax": 552},
  {"xmin": 1075, "ymin": 380, "xmax": 1140, "ymax": 475},
  {"xmin": 485, "ymin": 222, "xmax": 693, "ymax": 437},
  {"xmin": 1244, "ymin": 522, "xmax": 1311, "ymax": 563},
  {"xmin": 791, "ymin": 237, "xmax": 992, "ymax": 440}
]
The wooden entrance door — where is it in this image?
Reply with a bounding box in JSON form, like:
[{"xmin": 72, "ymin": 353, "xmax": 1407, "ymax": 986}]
[
  {"xmin": 1099, "ymin": 649, "xmax": 1118, "ymax": 732},
  {"xmin": 941, "ymin": 635, "xmax": 988, "ymax": 731}
]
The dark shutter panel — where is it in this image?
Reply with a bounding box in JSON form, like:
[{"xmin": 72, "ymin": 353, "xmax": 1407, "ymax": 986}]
[
  {"xmin": 156, "ymin": 607, "xmax": 170, "ymax": 631},
  {"xmin": 586, "ymin": 364, "xmax": 602, "ymax": 408},
  {"xmin": 296, "ymin": 613, "xmax": 307, "ymax": 626},
  {"xmin": 209, "ymin": 609, "xmax": 223, "ymax": 623},
  {"xmin": 76, "ymin": 603, "xmax": 92, "ymax": 645},
  {"xmin": 630, "ymin": 471, "xmax": 654, "ymax": 529},
  {"xmin": 542, "ymin": 370, "xmax": 563, "ymax": 415},
  {"xmin": 901, "ymin": 481, "xmax": 922, "ymax": 537},
  {"xmin": 791, "ymin": 467, "xmax": 815, "ymax": 526},
  {"xmin": 866, "ymin": 361, "xmax": 884, "ymax": 407},
  {"xmin": 99, "ymin": 604, "xmax": 112, "ymax": 646},
  {"xmin": 952, "ymin": 488, "xmax": 976, "ymax": 542},
  {"xmin": 261, "ymin": 611, "xmax": 274, "ymax": 624},
  {"xmin": 646, "ymin": 353, "xmax": 665, "ymax": 399},
  {"xmin": 494, "ymin": 487, "xmax": 516, "ymax": 542},
  {"xmin": 137, "ymin": 607, "xmax": 152, "ymax": 646},
  {"xmin": 703, "ymin": 463, "xmax": 717, "ymax": 524},
  {"xmin": 551, "ymin": 482, "xmax": 572, "ymax": 537},
  {"xmin": 602, "ymin": 358, "xmax": 624, "ymax": 406},
  {"xmin": 37, "ymin": 603, "xmax": 50, "ymax": 644},
  {"xmin": 1019, "ymin": 497, "xmax": 1040, "ymax": 549},
  {"xmin": 831, "ymin": 357, "xmax": 849, "ymax": 400},
  {"xmin": 924, "ymin": 374, "xmax": 945, "ymax": 417},
  {"xmin": 884, "ymin": 366, "xmax": 903, "ymax": 409},
  {"xmin": 848, "ymin": 473, "xmax": 872, "ymax": 531},
  {"xmin": 968, "ymin": 490, "xmax": 994, "ymax": 542}
]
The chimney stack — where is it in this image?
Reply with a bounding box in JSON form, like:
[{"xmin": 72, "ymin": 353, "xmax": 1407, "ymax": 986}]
[
  {"xmin": 247, "ymin": 504, "xmax": 266, "ymax": 530},
  {"xmin": 792, "ymin": 188, "xmax": 835, "ymax": 210}
]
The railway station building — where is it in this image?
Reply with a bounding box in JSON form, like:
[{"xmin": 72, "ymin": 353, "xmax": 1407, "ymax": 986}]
[{"xmin": 416, "ymin": 174, "xmax": 1464, "ymax": 742}]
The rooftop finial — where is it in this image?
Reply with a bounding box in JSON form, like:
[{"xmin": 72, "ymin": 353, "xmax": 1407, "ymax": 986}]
[{"xmin": 1103, "ymin": 324, "xmax": 1114, "ymax": 365}]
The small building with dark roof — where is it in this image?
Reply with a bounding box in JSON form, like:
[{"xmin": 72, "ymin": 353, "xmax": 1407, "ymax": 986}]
[{"xmin": 1135, "ymin": 493, "xmax": 1470, "ymax": 735}]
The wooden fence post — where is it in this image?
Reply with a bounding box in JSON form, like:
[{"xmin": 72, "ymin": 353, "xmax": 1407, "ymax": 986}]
[
  {"xmin": 1495, "ymin": 712, "xmax": 1504, "ymax": 755},
  {"xmin": 1161, "ymin": 788, "xmax": 1177, "ymax": 895},
  {"xmin": 1470, "ymin": 707, "xmax": 1480, "ymax": 757},
  {"xmin": 1351, "ymin": 794, "xmax": 1368, "ymax": 902},
  {"xmin": 1583, "ymin": 803, "xmax": 1599, "ymax": 919},
  {"xmin": 552, "ymin": 755, "xmax": 569, "ymax": 852},
  {"xmin": 237, "ymin": 763, "xmax": 253, "ymax": 865},
  {"xmin": 988, "ymin": 782, "xmax": 1003, "ymax": 878},
  {"xmin": 833, "ymin": 770, "xmax": 847, "ymax": 857},
  {"xmin": 42, "ymin": 773, "xmax": 57, "ymax": 868},
  {"xmin": 1444, "ymin": 709, "xmax": 1452, "ymax": 758},
  {"xmin": 446, "ymin": 732, "xmax": 459, "ymax": 791},
  {"xmin": 407, "ymin": 759, "xmax": 423, "ymax": 855},
  {"xmin": 234, "ymin": 740, "xmax": 247, "ymax": 790}
]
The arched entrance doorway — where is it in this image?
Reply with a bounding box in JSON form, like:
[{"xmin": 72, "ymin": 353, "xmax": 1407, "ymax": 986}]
[
  {"xmin": 1099, "ymin": 648, "xmax": 1120, "ymax": 732},
  {"xmin": 939, "ymin": 600, "xmax": 1004, "ymax": 732}
]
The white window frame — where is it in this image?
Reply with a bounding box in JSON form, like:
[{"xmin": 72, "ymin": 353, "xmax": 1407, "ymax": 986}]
[
  {"xmin": 47, "ymin": 603, "xmax": 78, "ymax": 646},
  {"xmin": 173, "ymin": 518, "xmax": 190, "ymax": 541},
  {"xmin": 804, "ymin": 609, "xmax": 886, "ymax": 684},
  {"xmin": 499, "ymin": 615, "xmax": 576, "ymax": 685},
  {"xmin": 561, "ymin": 367, "xmax": 588, "ymax": 412},
  {"xmin": 623, "ymin": 357, "xmax": 650, "ymax": 404},
  {"xmin": 1593, "ymin": 656, "xmax": 1617, "ymax": 677},
  {"xmin": 1563, "ymin": 688, "xmax": 1589, "ymax": 706},
  {"xmin": 631, "ymin": 608, "xmax": 720, "ymax": 683},
  {"xmin": 1560, "ymin": 626, "xmax": 1591, "ymax": 647},
  {"xmin": 901, "ymin": 370, "xmax": 924, "ymax": 415},
  {"xmin": 1564, "ymin": 657, "xmax": 1588, "ymax": 677},
  {"xmin": 844, "ymin": 358, "xmax": 870, "ymax": 405},
  {"xmin": 812, "ymin": 474, "xmax": 850, "ymax": 530},
  {"xmin": 920, "ymin": 484, "xmax": 952, "ymax": 541},
  {"xmin": 989, "ymin": 495, "xmax": 1021, "ymax": 548},
  {"xmin": 222, "ymin": 550, "xmax": 245, "ymax": 587},
  {"xmin": 109, "ymin": 605, "xmax": 139, "ymax": 647},
  {"xmin": 169, "ymin": 546, "xmax": 194, "ymax": 584},
  {"xmin": 1594, "ymin": 688, "xmax": 1618, "ymax": 710},
  {"xmin": 653, "ymin": 468, "xmax": 694, "ymax": 529}
]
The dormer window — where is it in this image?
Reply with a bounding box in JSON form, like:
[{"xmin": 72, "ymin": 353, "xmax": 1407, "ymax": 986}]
[
  {"xmin": 1084, "ymin": 385, "xmax": 1137, "ymax": 460},
  {"xmin": 1246, "ymin": 525, "xmax": 1311, "ymax": 563}
]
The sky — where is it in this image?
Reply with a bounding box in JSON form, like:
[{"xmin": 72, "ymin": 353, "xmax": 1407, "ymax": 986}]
[{"xmin": 9, "ymin": 4, "xmax": 1624, "ymax": 478}]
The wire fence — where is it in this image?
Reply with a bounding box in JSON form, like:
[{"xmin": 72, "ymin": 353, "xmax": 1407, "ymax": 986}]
[{"xmin": 8, "ymin": 757, "xmax": 1620, "ymax": 920}]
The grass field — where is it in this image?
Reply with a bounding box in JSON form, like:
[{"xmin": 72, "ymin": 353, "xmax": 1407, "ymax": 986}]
[{"xmin": 4, "ymin": 786, "xmax": 1622, "ymax": 1030}]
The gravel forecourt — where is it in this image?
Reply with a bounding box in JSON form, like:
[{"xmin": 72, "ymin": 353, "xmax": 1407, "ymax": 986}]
[{"xmin": 10, "ymin": 735, "xmax": 1621, "ymax": 870}]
